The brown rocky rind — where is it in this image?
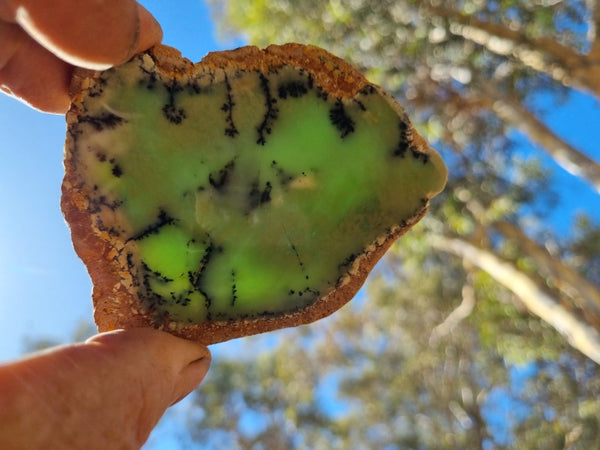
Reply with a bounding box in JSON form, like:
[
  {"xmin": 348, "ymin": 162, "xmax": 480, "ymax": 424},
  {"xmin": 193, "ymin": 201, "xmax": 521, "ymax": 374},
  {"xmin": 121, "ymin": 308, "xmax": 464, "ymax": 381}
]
[{"xmin": 62, "ymin": 43, "xmax": 435, "ymax": 345}]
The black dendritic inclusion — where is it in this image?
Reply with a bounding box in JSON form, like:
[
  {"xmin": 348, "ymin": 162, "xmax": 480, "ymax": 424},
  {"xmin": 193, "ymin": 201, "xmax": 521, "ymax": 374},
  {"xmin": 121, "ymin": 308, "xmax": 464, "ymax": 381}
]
[
  {"xmin": 247, "ymin": 180, "xmax": 272, "ymax": 212},
  {"xmin": 277, "ymin": 80, "xmax": 308, "ymax": 99},
  {"xmin": 271, "ymin": 160, "xmax": 295, "ymax": 187},
  {"xmin": 411, "ymin": 146, "xmax": 430, "ymax": 164},
  {"xmin": 338, "ymin": 252, "xmax": 358, "ymax": 270},
  {"xmin": 162, "ymin": 80, "xmax": 186, "ymax": 124},
  {"xmin": 142, "ymin": 262, "xmax": 173, "ymax": 283},
  {"xmin": 256, "ymin": 73, "xmax": 279, "ymax": 145},
  {"xmin": 329, "ymin": 99, "xmax": 355, "ymax": 138},
  {"xmin": 79, "ymin": 113, "xmax": 125, "ymax": 132},
  {"xmin": 359, "ymin": 84, "xmax": 376, "ymax": 95},
  {"xmin": 188, "ymin": 240, "xmax": 222, "ymax": 320},
  {"xmin": 88, "ymin": 76, "xmax": 107, "ymax": 97},
  {"xmin": 112, "ymin": 164, "xmax": 123, "ymax": 177},
  {"xmin": 129, "ymin": 209, "xmax": 176, "ymax": 241},
  {"xmin": 208, "ymin": 160, "xmax": 235, "ymax": 191},
  {"xmin": 255, "ymin": 72, "xmax": 314, "ymax": 145},
  {"xmin": 139, "ymin": 62, "xmax": 158, "ymax": 90},
  {"xmin": 231, "ymin": 270, "xmax": 238, "ymax": 306},
  {"xmin": 282, "ymin": 226, "xmax": 310, "ymax": 282},
  {"xmin": 88, "ymin": 195, "xmax": 123, "ymax": 214},
  {"xmin": 162, "ymin": 104, "xmax": 186, "ymax": 124},
  {"xmin": 393, "ymin": 120, "xmax": 410, "ymax": 158},
  {"xmin": 392, "ymin": 118, "xmax": 430, "ymax": 164},
  {"xmin": 222, "ymin": 75, "xmax": 239, "ymax": 138},
  {"xmin": 94, "ymin": 216, "xmax": 122, "ymax": 237}
]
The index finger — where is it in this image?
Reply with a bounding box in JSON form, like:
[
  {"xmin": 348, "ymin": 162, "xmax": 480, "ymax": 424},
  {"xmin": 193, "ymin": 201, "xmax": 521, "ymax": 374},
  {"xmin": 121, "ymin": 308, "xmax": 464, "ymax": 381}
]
[{"xmin": 1, "ymin": 0, "xmax": 162, "ymax": 69}]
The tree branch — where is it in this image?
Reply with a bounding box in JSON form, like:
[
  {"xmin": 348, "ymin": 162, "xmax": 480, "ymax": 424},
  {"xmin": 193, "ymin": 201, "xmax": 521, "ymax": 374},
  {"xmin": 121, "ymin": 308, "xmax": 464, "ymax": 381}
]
[
  {"xmin": 589, "ymin": 0, "xmax": 600, "ymax": 58},
  {"xmin": 430, "ymin": 234, "xmax": 600, "ymax": 365},
  {"xmin": 564, "ymin": 424, "xmax": 584, "ymax": 450},
  {"xmin": 425, "ymin": 75, "xmax": 600, "ymax": 194},
  {"xmin": 429, "ymin": 284, "xmax": 476, "ymax": 345},
  {"xmin": 428, "ymin": 4, "xmax": 600, "ymax": 97},
  {"xmin": 480, "ymin": 89, "xmax": 600, "ymax": 194},
  {"xmin": 494, "ymin": 221, "xmax": 600, "ymax": 319}
]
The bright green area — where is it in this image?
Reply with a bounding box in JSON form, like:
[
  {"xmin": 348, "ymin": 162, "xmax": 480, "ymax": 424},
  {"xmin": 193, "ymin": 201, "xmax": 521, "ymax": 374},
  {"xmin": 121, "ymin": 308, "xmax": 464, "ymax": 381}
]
[{"xmin": 70, "ymin": 55, "xmax": 446, "ymax": 323}]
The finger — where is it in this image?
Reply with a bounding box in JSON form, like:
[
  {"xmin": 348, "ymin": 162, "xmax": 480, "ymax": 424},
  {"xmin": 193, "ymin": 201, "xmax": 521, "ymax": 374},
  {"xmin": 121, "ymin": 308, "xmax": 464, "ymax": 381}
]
[
  {"xmin": 0, "ymin": 18, "xmax": 21, "ymax": 67},
  {"xmin": 86, "ymin": 328, "xmax": 211, "ymax": 444},
  {"xmin": 170, "ymin": 357, "xmax": 212, "ymax": 406},
  {"xmin": 86, "ymin": 328, "xmax": 211, "ymax": 405},
  {"xmin": 0, "ymin": 1, "xmax": 13, "ymax": 21},
  {"xmin": 85, "ymin": 328, "xmax": 211, "ymax": 370},
  {"xmin": 0, "ymin": 21, "xmax": 72, "ymax": 112},
  {"xmin": 3, "ymin": 0, "xmax": 162, "ymax": 69},
  {"xmin": 0, "ymin": 328, "xmax": 211, "ymax": 448}
]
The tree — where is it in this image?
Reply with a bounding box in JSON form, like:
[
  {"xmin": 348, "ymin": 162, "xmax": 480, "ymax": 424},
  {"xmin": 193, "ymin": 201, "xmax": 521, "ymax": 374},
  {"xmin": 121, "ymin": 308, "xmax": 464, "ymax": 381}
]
[
  {"xmin": 205, "ymin": 0, "xmax": 600, "ymax": 364},
  {"xmin": 189, "ymin": 234, "xmax": 600, "ymax": 448},
  {"xmin": 178, "ymin": 0, "xmax": 600, "ymax": 447}
]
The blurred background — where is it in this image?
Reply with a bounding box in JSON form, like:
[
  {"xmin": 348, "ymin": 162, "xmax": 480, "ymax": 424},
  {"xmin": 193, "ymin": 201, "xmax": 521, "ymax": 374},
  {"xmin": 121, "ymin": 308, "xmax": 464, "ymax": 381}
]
[{"xmin": 1, "ymin": 0, "xmax": 600, "ymax": 448}]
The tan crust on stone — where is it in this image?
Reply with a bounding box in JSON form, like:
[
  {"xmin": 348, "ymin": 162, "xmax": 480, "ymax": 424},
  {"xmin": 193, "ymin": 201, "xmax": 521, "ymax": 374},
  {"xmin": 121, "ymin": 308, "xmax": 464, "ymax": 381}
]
[{"xmin": 62, "ymin": 44, "xmax": 430, "ymax": 345}]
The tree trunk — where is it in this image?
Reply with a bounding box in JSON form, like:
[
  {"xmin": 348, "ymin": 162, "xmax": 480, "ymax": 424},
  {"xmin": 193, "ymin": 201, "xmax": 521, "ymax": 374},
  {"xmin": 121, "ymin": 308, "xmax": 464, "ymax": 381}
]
[
  {"xmin": 480, "ymin": 89, "xmax": 600, "ymax": 194},
  {"xmin": 430, "ymin": 283, "xmax": 476, "ymax": 344},
  {"xmin": 428, "ymin": 4, "xmax": 600, "ymax": 98},
  {"xmin": 494, "ymin": 221, "xmax": 600, "ymax": 320},
  {"xmin": 589, "ymin": 0, "xmax": 600, "ymax": 59},
  {"xmin": 430, "ymin": 234, "xmax": 600, "ymax": 365},
  {"xmin": 422, "ymin": 76, "xmax": 600, "ymax": 194}
]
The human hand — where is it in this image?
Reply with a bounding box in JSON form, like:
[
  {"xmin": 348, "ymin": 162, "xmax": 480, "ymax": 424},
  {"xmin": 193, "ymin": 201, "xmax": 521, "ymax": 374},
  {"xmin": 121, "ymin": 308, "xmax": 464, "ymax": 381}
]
[
  {"xmin": 0, "ymin": 0, "xmax": 162, "ymax": 113},
  {"xmin": 0, "ymin": 328, "xmax": 211, "ymax": 449}
]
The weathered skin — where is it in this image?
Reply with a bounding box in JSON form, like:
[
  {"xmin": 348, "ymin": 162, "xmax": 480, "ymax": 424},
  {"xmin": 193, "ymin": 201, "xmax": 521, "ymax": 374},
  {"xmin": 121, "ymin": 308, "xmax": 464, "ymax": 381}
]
[{"xmin": 62, "ymin": 44, "xmax": 447, "ymax": 344}]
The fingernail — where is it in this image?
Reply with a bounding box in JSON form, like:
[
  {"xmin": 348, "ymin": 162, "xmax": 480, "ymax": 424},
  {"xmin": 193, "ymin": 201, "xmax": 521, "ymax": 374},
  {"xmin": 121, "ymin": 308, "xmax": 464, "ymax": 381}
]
[
  {"xmin": 190, "ymin": 357, "xmax": 211, "ymax": 380},
  {"xmin": 170, "ymin": 357, "xmax": 211, "ymax": 406}
]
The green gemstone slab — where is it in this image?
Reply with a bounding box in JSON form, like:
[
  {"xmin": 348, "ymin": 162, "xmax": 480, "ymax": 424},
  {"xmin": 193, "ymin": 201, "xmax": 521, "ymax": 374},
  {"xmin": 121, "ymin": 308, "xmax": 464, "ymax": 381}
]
[{"xmin": 62, "ymin": 44, "xmax": 447, "ymax": 343}]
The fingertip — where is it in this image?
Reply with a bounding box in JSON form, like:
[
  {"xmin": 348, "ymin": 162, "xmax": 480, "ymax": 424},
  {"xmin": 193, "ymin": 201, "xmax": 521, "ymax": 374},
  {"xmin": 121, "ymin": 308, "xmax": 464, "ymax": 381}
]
[
  {"xmin": 136, "ymin": 4, "xmax": 163, "ymax": 54},
  {"xmin": 0, "ymin": 28, "xmax": 71, "ymax": 113},
  {"xmin": 86, "ymin": 328, "xmax": 211, "ymax": 368},
  {"xmin": 87, "ymin": 328, "xmax": 212, "ymax": 407},
  {"xmin": 9, "ymin": 0, "xmax": 162, "ymax": 70},
  {"xmin": 190, "ymin": 351, "xmax": 212, "ymax": 377},
  {"xmin": 170, "ymin": 356, "xmax": 211, "ymax": 406}
]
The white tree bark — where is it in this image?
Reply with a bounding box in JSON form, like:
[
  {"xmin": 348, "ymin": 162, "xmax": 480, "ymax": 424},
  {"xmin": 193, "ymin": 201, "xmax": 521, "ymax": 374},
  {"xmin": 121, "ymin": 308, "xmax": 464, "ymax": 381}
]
[
  {"xmin": 429, "ymin": 4, "xmax": 600, "ymax": 97},
  {"xmin": 485, "ymin": 92, "xmax": 600, "ymax": 195},
  {"xmin": 431, "ymin": 235, "xmax": 600, "ymax": 365},
  {"xmin": 495, "ymin": 221, "xmax": 600, "ymax": 315}
]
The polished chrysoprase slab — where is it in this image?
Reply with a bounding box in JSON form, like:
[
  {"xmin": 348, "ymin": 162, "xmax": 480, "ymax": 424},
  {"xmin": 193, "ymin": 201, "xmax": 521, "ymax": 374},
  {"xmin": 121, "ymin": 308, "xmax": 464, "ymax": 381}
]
[{"xmin": 64, "ymin": 46, "xmax": 446, "ymax": 327}]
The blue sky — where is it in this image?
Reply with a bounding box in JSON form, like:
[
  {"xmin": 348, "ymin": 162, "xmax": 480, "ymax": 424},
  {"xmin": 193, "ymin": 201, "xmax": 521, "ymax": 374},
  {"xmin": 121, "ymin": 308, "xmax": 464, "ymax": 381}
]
[{"xmin": 1, "ymin": 0, "xmax": 600, "ymax": 448}]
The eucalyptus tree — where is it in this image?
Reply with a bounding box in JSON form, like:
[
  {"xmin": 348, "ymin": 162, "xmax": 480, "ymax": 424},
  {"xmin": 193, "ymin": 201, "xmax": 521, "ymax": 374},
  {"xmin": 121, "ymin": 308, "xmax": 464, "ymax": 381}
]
[{"xmin": 206, "ymin": 0, "xmax": 600, "ymax": 362}]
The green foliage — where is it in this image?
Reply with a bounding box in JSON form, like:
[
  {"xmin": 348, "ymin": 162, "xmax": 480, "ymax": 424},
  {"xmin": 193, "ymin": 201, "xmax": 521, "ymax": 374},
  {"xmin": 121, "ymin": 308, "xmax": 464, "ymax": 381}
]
[
  {"xmin": 190, "ymin": 333, "xmax": 346, "ymax": 449},
  {"xmin": 194, "ymin": 0, "xmax": 600, "ymax": 447},
  {"xmin": 187, "ymin": 232, "xmax": 600, "ymax": 448},
  {"xmin": 472, "ymin": 279, "xmax": 564, "ymax": 364},
  {"xmin": 569, "ymin": 215, "xmax": 600, "ymax": 285}
]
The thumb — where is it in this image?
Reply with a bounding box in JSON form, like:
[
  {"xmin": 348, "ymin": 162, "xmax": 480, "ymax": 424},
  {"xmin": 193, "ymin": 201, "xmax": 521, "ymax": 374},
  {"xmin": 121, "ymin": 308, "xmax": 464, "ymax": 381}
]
[
  {"xmin": 0, "ymin": 327, "xmax": 211, "ymax": 449},
  {"xmin": 86, "ymin": 328, "xmax": 212, "ymax": 405},
  {"xmin": 85, "ymin": 328, "xmax": 211, "ymax": 443},
  {"xmin": 3, "ymin": 0, "xmax": 162, "ymax": 69},
  {"xmin": 170, "ymin": 356, "xmax": 212, "ymax": 406}
]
